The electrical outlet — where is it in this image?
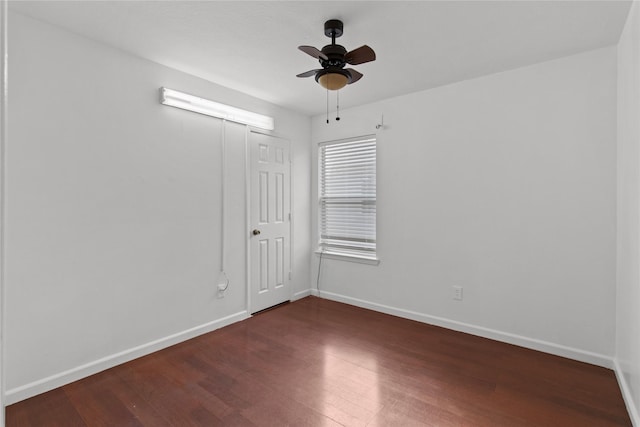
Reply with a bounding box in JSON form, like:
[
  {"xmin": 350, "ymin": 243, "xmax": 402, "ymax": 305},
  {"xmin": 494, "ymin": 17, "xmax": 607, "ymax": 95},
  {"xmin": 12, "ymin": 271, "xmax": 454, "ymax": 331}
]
[{"xmin": 453, "ymin": 286, "xmax": 463, "ymax": 301}]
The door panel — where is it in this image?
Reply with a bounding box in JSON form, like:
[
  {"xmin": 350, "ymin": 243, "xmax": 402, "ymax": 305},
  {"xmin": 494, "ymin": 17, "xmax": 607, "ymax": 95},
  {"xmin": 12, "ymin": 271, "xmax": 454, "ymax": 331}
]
[{"xmin": 250, "ymin": 132, "xmax": 291, "ymax": 313}]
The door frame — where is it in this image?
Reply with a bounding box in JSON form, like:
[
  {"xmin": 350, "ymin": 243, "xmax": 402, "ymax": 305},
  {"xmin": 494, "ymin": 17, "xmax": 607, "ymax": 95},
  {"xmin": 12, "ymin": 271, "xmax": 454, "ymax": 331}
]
[{"xmin": 245, "ymin": 128, "xmax": 293, "ymax": 315}]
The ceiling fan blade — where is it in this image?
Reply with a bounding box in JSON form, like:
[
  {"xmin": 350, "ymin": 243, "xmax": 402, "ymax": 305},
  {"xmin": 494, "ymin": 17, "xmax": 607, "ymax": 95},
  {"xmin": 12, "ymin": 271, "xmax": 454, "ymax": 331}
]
[
  {"xmin": 296, "ymin": 69, "xmax": 320, "ymax": 78},
  {"xmin": 346, "ymin": 68, "xmax": 363, "ymax": 84},
  {"xmin": 298, "ymin": 45, "xmax": 328, "ymax": 61},
  {"xmin": 345, "ymin": 45, "xmax": 376, "ymax": 65}
]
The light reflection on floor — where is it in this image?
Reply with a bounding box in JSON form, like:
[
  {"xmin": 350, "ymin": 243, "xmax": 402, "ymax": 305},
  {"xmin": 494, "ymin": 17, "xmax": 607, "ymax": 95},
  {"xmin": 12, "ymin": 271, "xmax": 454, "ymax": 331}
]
[{"xmin": 321, "ymin": 342, "xmax": 383, "ymax": 425}]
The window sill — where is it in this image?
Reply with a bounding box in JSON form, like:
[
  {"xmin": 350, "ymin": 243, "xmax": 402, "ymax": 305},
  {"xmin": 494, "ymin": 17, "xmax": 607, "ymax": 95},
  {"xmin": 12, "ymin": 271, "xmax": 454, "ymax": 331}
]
[{"xmin": 315, "ymin": 251, "xmax": 380, "ymax": 266}]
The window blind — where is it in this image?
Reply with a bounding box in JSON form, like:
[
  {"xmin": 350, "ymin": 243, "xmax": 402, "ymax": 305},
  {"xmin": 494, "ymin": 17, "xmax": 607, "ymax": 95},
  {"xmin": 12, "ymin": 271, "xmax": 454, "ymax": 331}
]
[{"xmin": 319, "ymin": 136, "xmax": 376, "ymax": 258}]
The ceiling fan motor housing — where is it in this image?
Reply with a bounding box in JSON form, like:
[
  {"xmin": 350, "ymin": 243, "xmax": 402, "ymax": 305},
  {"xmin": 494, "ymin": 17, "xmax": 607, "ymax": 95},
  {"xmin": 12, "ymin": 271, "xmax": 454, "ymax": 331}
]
[{"xmin": 320, "ymin": 44, "xmax": 347, "ymax": 68}]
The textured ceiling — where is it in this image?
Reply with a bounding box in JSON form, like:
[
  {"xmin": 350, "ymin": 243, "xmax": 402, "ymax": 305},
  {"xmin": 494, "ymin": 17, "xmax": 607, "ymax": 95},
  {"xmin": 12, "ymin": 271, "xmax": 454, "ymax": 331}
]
[{"xmin": 9, "ymin": 1, "xmax": 632, "ymax": 116}]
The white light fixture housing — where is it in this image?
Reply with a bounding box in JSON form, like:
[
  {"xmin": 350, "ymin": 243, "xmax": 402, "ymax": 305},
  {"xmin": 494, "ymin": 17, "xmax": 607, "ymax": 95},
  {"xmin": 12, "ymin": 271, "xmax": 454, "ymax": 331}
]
[{"xmin": 160, "ymin": 87, "xmax": 275, "ymax": 131}]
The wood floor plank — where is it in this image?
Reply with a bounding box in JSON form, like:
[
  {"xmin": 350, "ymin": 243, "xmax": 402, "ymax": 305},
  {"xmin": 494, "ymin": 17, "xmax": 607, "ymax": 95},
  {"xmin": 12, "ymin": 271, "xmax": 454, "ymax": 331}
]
[
  {"xmin": 6, "ymin": 297, "xmax": 633, "ymax": 426},
  {"xmin": 5, "ymin": 388, "xmax": 86, "ymax": 427}
]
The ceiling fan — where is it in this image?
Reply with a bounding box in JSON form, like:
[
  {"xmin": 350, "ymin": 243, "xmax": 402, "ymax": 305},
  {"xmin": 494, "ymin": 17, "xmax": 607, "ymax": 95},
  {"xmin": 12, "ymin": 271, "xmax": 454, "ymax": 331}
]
[{"xmin": 297, "ymin": 19, "xmax": 376, "ymax": 91}]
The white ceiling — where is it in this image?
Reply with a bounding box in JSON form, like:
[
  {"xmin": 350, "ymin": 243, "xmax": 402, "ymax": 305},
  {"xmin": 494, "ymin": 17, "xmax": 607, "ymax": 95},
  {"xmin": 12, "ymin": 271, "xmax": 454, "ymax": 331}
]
[{"xmin": 9, "ymin": 1, "xmax": 632, "ymax": 116}]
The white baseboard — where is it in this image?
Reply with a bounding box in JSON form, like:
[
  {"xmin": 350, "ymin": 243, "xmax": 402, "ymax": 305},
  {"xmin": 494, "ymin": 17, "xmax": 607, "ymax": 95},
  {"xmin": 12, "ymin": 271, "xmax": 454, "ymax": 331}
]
[
  {"xmin": 292, "ymin": 289, "xmax": 313, "ymax": 301},
  {"xmin": 614, "ymin": 359, "xmax": 640, "ymax": 426},
  {"xmin": 313, "ymin": 289, "xmax": 613, "ymax": 368},
  {"xmin": 5, "ymin": 310, "xmax": 249, "ymax": 405}
]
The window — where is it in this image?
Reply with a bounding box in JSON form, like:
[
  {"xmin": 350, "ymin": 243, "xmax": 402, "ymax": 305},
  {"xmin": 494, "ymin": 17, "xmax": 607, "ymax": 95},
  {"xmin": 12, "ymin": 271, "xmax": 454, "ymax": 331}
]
[{"xmin": 319, "ymin": 135, "xmax": 376, "ymax": 260}]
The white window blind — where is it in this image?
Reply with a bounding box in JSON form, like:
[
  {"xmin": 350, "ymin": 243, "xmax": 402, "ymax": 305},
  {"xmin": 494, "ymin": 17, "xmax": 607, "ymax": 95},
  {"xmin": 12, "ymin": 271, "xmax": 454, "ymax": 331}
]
[{"xmin": 319, "ymin": 136, "xmax": 376, "ymax": 259}]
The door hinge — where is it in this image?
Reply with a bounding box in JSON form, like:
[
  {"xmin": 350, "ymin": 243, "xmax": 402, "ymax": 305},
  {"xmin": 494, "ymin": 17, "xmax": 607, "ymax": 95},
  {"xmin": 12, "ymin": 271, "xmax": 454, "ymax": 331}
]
[
  {"xmin": 288, "ymin": 213, "xmax": 291, "ymax": 221},
  {"xmin": 289, "ymin": 272, "xmax": 292, "ymax": 280}
]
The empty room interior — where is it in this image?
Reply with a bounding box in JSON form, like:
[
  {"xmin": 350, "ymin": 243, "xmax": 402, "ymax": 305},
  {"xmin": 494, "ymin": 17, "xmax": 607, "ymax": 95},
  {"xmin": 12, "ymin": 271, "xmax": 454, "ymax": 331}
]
[{"xmin": 1, "ymin": 0, "xmax": 640, "ymax": 425}]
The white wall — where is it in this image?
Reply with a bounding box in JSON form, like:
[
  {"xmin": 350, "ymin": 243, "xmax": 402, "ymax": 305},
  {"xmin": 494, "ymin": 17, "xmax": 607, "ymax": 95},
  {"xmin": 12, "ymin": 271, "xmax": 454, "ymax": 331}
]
[
  {"xmin": 311, "ymin": 47, "xmax": 617, "ymax": 366},
  {"xmin": 5, "ymin": 11, "xmax": 310, "ymax": 403},
  {"xmin": 616, "ymin": 1, "xmax": 640, "ymax": 423},
  {"xmin": 1, "ymin": 0, "xmax": 7, "ymax": 423}
]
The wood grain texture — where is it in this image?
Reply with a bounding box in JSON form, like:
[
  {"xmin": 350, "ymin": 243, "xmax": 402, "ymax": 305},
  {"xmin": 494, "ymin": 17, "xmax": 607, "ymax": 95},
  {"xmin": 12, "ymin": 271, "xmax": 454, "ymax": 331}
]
[{"xmin": 6, "ymin": 297, "xmax": 632, "ymax": 426}]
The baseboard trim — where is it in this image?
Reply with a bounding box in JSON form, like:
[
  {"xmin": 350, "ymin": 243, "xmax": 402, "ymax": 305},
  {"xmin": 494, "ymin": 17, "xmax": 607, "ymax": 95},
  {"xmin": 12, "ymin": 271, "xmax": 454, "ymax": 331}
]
[
  {"xmin": 5, "ymin": 310, "xmax": 249, "ymax": 405},
  {"xmin": 292, "ymin": 289, "xmax": 313, "ymax": 301},
  {"xmin": 614, "ymin": 358, "xmax": 640, "ymax": 426},
  {"xmin": 315, "ymin": 290, "xmax": 613, "ymax": 369}
]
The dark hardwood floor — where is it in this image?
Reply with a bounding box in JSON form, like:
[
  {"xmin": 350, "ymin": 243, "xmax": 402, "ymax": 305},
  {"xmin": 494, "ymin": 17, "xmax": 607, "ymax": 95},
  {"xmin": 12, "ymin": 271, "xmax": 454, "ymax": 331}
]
[{"xmin": 6, "ymin": 296, "xmax": 632, "ymax": 426}]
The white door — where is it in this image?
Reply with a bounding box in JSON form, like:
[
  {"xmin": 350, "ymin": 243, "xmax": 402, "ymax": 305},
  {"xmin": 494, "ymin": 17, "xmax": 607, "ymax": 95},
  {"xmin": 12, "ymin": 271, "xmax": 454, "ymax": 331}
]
[{"xmin": 249, "ymin": 131, "xmax": 291, "ymax": 313}]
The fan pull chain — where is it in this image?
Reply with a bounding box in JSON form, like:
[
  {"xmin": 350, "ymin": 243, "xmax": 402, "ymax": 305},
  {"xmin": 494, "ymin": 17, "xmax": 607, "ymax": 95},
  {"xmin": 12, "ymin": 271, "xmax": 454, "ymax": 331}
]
[
  {"xmin": 326, "ymin": 86, "xmax": 329, "ymax": 124},
  {"xmin": 336, "ymin": 90, "xmax": 340, "ymax": 121}
]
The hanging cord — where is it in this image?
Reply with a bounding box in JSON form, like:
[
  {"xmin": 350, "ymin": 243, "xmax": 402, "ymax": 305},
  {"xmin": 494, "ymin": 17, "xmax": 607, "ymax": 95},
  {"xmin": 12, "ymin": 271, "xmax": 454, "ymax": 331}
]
[
  {"xmin": 336, "ymin": 90, "xmax": 340, "ymax": 121},
  {"xmin": 316, "ymin": 250, "xmax": 324, "ymax": 295},
  {"xmin": 218, "ymin": 121, "xmax": 229, "ymax": 291},
  {"xmin": 326, "ymin": 86, "xmax": 329, "ymax": 124}
]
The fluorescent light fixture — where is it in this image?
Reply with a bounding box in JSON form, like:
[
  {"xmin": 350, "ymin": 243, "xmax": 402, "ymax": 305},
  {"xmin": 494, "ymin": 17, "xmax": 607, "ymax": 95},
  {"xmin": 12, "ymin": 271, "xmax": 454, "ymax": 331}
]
[{"xmin": 160, "ymin": 87, "xmax": 275, "ymax": 131}]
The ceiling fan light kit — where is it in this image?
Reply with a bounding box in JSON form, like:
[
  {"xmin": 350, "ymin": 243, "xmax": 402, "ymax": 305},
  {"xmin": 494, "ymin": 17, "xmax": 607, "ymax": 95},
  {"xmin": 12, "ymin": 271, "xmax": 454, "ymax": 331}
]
[
  {"xmin": 317, "ymin": 71, "xmax": 349, "ymax": 90},
  {"xmin": 297, "ymin": 19, "xmax": 376, "ymax": 122}
]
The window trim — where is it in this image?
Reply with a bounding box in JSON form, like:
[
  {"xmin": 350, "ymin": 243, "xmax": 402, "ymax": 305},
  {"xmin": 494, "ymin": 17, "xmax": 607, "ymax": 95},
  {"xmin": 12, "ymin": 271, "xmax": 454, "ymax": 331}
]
[
  {"xmin": 314, "ymin": 250, "xmax": 380, "ymax": 265},
  {"xmin": 318, "ymin": 135, "xmax": 378, "ymax": 263}
]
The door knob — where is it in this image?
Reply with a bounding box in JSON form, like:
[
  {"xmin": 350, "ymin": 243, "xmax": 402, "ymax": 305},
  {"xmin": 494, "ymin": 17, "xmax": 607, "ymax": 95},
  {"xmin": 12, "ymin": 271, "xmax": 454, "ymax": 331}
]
[{"xmin": 252, "ymin": 229, "xmax": 261, "ymax": 236}]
